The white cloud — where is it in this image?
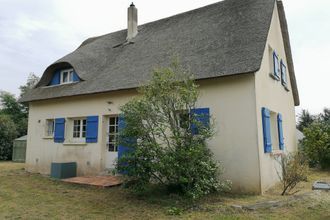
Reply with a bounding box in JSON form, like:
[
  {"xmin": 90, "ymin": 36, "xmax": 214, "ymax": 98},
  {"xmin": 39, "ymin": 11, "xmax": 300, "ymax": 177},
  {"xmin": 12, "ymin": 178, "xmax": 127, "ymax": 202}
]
[{"xmin": 0, "ymin": 0, "xmax": 328, "ymax": 114}]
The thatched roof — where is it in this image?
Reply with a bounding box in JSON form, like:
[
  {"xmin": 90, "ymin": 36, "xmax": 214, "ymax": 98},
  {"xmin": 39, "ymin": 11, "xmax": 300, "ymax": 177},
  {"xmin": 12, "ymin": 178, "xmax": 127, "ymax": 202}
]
[{"xmin": 20, "ymin": 0, "xmax": 299, "ymax": 105}]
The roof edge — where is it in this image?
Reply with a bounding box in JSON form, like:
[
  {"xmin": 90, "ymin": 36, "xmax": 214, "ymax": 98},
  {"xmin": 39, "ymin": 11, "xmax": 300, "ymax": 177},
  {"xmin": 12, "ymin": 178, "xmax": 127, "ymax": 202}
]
[{"xmin": 277, "ymin": 0, "xmax": 300, "ymax": 106}]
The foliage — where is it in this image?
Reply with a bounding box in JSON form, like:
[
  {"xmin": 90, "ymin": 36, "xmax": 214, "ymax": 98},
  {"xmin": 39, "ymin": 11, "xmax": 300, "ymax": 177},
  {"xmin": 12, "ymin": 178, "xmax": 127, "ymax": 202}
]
[
  {"xmin": 117, "ymin": 62, "xmax": 230, "ymax": 199},
  {"xmin": 0, "ymin": 74, "xmax": 39, "ymax": 160},
  {"xmin": 275, "ymin": 152, "xmax": 308, "ymax": 195},
  {"xmin": 319, "ymin": 107, "xmax": 330, "ymax": 124},
  {"xmin": 19, "ymin": 73, "xmax": 40, "ymax": 99},
  {"xmin": 301, "ymin": 121, "xmax": 330, "ymax": 169},
  {"xmin": 0, "ymin": 115, "xmax": 18, "ymax": 160},
  {"xmin": 297, "ymin": 109, "xmax": 315, "ymax": 132},
  {"xmin": 0, "ymin": 92, "xmax": 27, "ymax": 137}
]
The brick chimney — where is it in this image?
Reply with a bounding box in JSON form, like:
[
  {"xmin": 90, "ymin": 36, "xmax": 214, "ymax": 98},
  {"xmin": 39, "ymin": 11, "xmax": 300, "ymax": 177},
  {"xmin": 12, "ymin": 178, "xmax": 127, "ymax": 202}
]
[{"xmin": 127, "ymin": 2, "xmax": 138, "ymax": 41}]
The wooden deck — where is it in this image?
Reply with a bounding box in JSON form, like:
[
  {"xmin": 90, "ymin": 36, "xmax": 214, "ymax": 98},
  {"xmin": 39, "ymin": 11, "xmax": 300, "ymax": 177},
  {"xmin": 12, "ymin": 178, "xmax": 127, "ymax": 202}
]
[{"xmin": 62, "ymin": 176, "xmax": 123, "ymax": 188}]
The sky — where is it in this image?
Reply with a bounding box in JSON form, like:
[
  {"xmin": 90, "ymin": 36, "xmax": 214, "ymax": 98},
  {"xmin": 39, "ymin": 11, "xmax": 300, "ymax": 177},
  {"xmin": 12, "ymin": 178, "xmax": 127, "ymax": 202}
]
[{"xmin": 0, "ymin": 0, "xmax": 329, "ymax": 114}]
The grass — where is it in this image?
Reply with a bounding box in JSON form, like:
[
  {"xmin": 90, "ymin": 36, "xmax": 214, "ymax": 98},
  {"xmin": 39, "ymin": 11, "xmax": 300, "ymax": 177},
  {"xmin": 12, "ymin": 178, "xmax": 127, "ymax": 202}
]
[{"xmin": 0, "ymin": 162, "xmax": 329, "ymax": 219}]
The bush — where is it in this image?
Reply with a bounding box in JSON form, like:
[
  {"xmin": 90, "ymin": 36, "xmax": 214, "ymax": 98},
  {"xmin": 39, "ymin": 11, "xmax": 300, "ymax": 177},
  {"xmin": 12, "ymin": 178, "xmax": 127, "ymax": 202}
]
[
  {"xmin": 117, "ymin": 61, "xmax": 231, "ymax": 199},
  {"xmin": 275, "ymin": 152, "xmax": 308, "ymax": 195},
  {"xmin": 0, "ymin": 115, "xmax": 18, "ymax": 160},
  {"xmin": 301, "ymin": 122, "xmax": 330, "ymax": 169}
]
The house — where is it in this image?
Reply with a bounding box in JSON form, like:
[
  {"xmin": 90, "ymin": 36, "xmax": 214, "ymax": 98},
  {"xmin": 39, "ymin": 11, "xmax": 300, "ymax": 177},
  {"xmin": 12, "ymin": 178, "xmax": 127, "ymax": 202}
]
[{"xmin": 20, "ymin": 0, "xmax": 299, "ymax": 194}]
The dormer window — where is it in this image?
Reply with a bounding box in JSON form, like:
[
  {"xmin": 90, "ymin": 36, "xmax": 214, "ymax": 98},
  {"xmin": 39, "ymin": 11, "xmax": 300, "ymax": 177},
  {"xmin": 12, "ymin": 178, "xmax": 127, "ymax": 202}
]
[{"xmin": 60, "ymin": 69, "xmax": 74, "ymax": 84}]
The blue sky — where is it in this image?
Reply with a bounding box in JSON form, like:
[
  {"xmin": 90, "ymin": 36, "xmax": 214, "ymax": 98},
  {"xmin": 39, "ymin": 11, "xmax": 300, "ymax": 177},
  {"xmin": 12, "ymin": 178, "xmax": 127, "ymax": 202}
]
[{"xmin": 0, "ymin": 0, "xmax": 329, "ymax": 114}]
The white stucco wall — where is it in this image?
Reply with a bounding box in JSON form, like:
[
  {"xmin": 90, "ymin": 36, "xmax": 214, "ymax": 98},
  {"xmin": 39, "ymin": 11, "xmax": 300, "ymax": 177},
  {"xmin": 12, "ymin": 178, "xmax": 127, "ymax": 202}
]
[
  {"xmin": 26, "ymin": 73, "xmax": 261, "ymax": 193},
  {"xmin": 254, "ymin": 2, "xmax": 298, "ymax": 193},
  {"xmin": 26, "ymin": 90, "xmax": 137, "ymax": 176}
]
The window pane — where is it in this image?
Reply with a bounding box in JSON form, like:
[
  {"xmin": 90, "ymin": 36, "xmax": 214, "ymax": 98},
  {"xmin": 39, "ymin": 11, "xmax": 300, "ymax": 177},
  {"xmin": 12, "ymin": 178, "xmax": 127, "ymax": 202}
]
[
  {"xmin": 62, "ymin": 72, "xmax": 68, "ymax": 82},
  {"xmin": 110, "ymin": 117, "xmax": 115, "ymax": 125},
  {"xmin": 82, "ymin": 119, "xmax": 86, "ymax": 138},
  {"xmin": 69, "ymin": 71, "xmax": 73, "ymax": 82},
  {"xmin": 73, "ymin": 120, "xmax": 81, "ymax": 138},
  {"xmin": 46, "ymin": 120, "xmax": 54, "ymax": 136},
  {"xmin": 108, "ymin": 116, "xmax": 119, "ymax": 152},
  {"xmin": 109, "ymin": 125, "xmax": 115, "ymax": 133},
  {"xmin": 108, "ymin": 143, "xmax": 115, "ymax": 152}
]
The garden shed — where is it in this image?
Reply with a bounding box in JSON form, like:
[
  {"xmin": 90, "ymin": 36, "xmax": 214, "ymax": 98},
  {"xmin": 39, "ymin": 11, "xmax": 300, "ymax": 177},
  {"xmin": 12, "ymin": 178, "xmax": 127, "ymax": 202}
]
[{"xmin": 12, "ymin": 135, "xmax": 27, "ymax": 162}]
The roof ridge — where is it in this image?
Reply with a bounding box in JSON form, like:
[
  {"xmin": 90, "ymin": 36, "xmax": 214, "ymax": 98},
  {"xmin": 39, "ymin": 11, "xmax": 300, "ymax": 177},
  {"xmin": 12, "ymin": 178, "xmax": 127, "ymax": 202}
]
[{"xmin": 78, "ymin": 1, "xmax": 226, "ymax": 48}]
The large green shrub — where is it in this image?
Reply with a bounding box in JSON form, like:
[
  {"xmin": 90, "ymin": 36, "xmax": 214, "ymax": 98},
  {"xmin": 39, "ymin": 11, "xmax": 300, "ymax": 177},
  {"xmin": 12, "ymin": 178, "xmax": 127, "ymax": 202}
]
[
  {"xmin": 117, "ymin": 62, "xmax": 230, "ymax": 199},
  {"xmin": 301, "ymin": 122, "xmax": 330, "ymax": 169},
  {"xmin": 0, "ymin": 115, "xmax": 18, "ymax": 160}
]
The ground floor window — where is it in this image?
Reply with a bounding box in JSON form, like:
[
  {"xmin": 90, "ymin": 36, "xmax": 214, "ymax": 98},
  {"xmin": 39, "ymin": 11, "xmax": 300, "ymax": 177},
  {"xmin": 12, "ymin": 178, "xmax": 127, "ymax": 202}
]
[
  {"xmin": 45, "ymin": 119, "xmax": 54, "ymax": 137},
  {"xmin": 73, "ymin": 119, "xmax": 86, "ymax": 138},
  {"xmin": 107, "ymin": 116, "xmax": 119, "ymax": 152}
]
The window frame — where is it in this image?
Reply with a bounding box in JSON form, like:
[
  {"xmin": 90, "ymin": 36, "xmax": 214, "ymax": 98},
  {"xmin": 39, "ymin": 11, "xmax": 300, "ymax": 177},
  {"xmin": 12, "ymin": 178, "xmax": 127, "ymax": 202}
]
[
  {"xmin": 45, "ymin": 119, "xmax": 55, "ymax": 137},
  {"xmin": 272, "ymin": 51, "xmax": 280, "ymax": 80},
  {"xmin": 60, "ymin": 69, "xmax": 74, "ymax": 84},
  {"xmin": 280, "ymin": 60, "xmax": 288, "ymax": 88},
  {"xmin": 72, "ymin": 118, "xmax": 87, "ymax": 140},
  {"xmin": 107, "ymin": 116, "xmax": 119, "ymax": 152}
]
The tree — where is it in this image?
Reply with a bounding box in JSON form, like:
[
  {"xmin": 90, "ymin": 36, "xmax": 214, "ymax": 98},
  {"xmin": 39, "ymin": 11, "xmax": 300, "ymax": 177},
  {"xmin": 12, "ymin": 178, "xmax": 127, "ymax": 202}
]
[
  {"xmin": 19, "ymin": 73, "xmax": 40, "ymax": 112},
  {"xmin": 0, "ymin": 92, "xmax": 27, "ymax": 137},
  {"xmin": 19, "ymin": 73, "xmax": 40, "ymax": 99},
  {"xmin": 117, "ymin": 62, "xmax": 230, "ymax": 199},
  {"xmin": 320, "ymin": 107, "xmax": 330, "ymax": 124},
  {"xmin": 301, "ymin": 122, "xmax": 330, "ymax": 169},
  {"xmin": 297, "ymin": 109, "xmax": 315, "ymax": 132},
  {"xmin": 0, "ymin": 114, "xmax": 18, "ymax": 160}
]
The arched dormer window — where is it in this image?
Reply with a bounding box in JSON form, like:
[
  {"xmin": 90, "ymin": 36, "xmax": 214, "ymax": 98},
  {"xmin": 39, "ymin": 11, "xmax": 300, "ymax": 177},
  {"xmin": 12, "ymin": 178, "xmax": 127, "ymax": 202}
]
[{"xmin": 49, "ymin": 68, "xmax": 80, "ymax": 86}]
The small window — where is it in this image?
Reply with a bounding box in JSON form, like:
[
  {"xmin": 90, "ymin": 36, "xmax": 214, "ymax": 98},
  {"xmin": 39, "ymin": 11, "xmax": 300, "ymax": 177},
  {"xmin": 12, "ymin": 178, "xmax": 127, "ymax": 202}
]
[
  {"xmin": 270, "ymin": 111, "xmax": 280, "ymax": 151},
  {"xmin": 45, "ymin": 119, "xmax": 55, "ymax": 137},
  {"xmin": 107, "ymin": 116, "xmax": 119, "ymax": 152},
  {"xmin": 280, "ymin": 60, "xmax": 287, "ymax": 86},
  {"xmin": 60, "ymin": 69, "xmax": 74, "ymax": 84},
  {"xmin": 273, "ymin": 51, "xmax": 280, "ymax": 79},
  {"xmin": 73, "ymin": 119, "xmax": 87, "ymax": 138}
]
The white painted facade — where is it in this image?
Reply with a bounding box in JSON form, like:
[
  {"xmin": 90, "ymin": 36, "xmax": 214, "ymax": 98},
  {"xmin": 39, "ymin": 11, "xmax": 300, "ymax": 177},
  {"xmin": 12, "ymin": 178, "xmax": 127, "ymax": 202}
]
[{"xmin": 25, "ymin": 2, "xmax": 297, "ymax": 194}]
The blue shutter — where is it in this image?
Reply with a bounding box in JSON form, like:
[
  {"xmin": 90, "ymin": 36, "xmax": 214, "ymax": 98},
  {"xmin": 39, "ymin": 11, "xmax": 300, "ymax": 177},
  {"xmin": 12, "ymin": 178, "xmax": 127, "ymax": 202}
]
[
  {"xmin": 49, "ymin": 70, "xmax": 61, "ymax": 85},
  {"xmin": 277, "ymin": 113, "xmax": 284, "ymax": 150},
  {"xmin": 191, "ymin": 108, "xmax": 210, "ymax": 135},
  {"xmin": 118, "ymin": 115, "xmax": 136, "ymax": 174},
  {"xmin": 73, "ymin": 72, "xmax": 80, "ymax": 82},
  {"xmin": 54, "ymin": 118, "xmax": 65, "ymax": 143},
  {"xmin": 118, "ymin": 116, "xmax": 136, "ymax": 159},
  {"xmin": 262, "ymin": 108, "xmax": 272, "ymax": 153},
  {"xmin": 86, "ymin": 116, "xmax": 98, "ymax": 143},
  {"xmin": 273, "ymin": 51, "xmax": 280, "ymax": 79},
  {"xmin": 280, "ymin": 60, "xmax": 287, "ymax": 85}
]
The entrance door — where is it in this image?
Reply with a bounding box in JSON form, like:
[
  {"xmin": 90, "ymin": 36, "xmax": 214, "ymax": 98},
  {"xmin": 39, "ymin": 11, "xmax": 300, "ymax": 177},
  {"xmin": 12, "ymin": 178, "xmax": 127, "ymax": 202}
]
[{"xmin": 105, "ymin": 116, "xmax": 119, "ymax": 169}]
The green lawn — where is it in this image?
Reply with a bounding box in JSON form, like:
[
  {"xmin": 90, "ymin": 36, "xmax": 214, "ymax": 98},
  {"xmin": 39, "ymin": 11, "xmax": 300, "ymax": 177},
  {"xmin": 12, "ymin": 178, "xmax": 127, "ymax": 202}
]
[{"xmin": 0, "ymin": 162, "xmax": 329, "ymax": 220}]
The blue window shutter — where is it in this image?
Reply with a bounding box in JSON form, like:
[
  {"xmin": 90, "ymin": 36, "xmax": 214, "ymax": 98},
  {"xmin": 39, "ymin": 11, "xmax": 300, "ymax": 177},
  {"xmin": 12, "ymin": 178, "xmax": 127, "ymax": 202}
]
[
  {"xmin": 86, "ymin": 116, "xmax": 98, "ymax": 143},
  {"xmin": 273, "ymin": 51, "xmax": 280, "ymax": 78},
  {"xmin": 54, "ymin": 118, "xmax": 65, "ymax": 143},
  {"xmin": 118, "ymin": 116, "xmax": 136, "ymax": 159},
  {"xmin": 262, "ymin": 108, "xmax": 272, "ymax": 153},
  {"xmin": 280, "ymin": 60, "xmax": 287, "ymax": 85},
  {"xmin": 118, "ymin": 115, "xmax": 136, "ymax": 174},
  {"xmin": 49, "ymin": 70, "xmax": 61, "ymax": 85},
  {"xmin": 191, "ymin": 108, "xmax": 210, "ymax": 135},
  {"xmin": 277, "ymin": 113, "xmax": 285, "ymax": 150},
  {"xmin": 73, "ymin": 72, "xmax": 80, "ymax": 82}
]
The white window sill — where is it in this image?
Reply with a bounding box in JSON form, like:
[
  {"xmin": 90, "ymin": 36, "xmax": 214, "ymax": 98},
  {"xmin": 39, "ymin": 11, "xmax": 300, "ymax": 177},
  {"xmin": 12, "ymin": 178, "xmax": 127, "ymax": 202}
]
[
  {"xmin": 271, "ymin": 150, "xmax": 284, "ymax": 157},
  {"xmin": 63, "ymin": 142, "xmax": 87, "ymax": 146},
  {"xmin": 43, "ymin": 136, "xmax": 54, "ymax": 139},
  {"xmin": 41, "ymin": 81, "xmax": 79, "ymax": 88},
  {"xmin": 269, "ymin": 73, "xmax": 280, "ymax": 81}
]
